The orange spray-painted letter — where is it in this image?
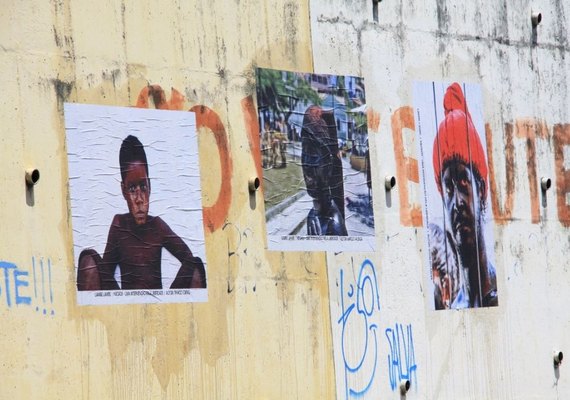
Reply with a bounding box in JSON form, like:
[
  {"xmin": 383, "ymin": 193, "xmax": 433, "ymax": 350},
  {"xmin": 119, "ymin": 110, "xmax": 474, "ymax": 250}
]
[
  {"xmin": 553, "ymin": 123, "xmax": 570, "ymax": 227},
  {"xmin": 515, "ymin": 118, "xmax": 549, "ymax": 223},
  {"xmin": 486, "ymin": 123, "xmax": 515, "ymax": 224},
  {"xmin": 192, "ymin": 105, "xmax": 233, "ymax": 233},
  {"xmin": 391, "ymin": 106, "xmax": 422, "ymax": 227}
]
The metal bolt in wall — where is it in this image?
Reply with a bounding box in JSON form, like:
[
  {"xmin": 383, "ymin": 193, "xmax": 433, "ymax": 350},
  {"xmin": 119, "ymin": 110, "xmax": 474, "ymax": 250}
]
[
  {"xmin": 385, "ymin": 175, "xmax": 396, "ymax": 190},
  {"xmin": 531, "ymin": 10, "xmax": 542, "ymax": 27},
  {"xmin": 25, "ymin": 169, "xmax": 40, "ymax": 186},
  {"xmin": 248, "ymin": 176, "xmax": 260, "ymax": 193},
  {"xmin": 554, "ymin": 351, "xmax": 563, "ymax": 368}
]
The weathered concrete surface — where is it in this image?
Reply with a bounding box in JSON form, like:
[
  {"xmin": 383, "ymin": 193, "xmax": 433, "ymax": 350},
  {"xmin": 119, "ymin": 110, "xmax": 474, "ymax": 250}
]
[
  {"xmin": 1, "ymin": 0, "xmax": 569, "ymax": 398},
  {"xmin": 312, "ymin": 0, "xmax": 570, "ymax": 399},
  {"xmin": 1, "ymin": 1, "xmax": 333, "ymax": 399}
]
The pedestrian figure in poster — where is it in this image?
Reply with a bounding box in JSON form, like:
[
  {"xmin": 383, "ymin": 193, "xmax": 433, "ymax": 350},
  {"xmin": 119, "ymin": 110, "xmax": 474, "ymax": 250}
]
[
  {"xmin": 430, "ymin": 83, "xmax": 497, "ymax": 309},
  {"xmin": 301, "ymin": 105, "xmax": 348, "ymax": 236},
  {"xmin": 76, "ymin": 135, "xmax": 206, "ymax": 291}
]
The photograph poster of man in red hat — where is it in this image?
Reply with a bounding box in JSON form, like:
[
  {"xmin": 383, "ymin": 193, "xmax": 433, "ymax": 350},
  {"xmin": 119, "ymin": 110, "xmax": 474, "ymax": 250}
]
[{"xmin": 414, "ymin": 81, "xmax": 498, "ymax": 310}]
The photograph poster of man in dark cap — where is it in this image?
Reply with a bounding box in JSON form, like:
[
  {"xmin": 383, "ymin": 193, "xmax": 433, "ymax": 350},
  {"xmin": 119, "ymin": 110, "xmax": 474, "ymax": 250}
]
[
  {"xmin": 414, "ymin": 81, "xmax": 498, "ymax": 310},
  {"xmin": 255, "ymin": 68, "xmax": 375, "ymax": 252},
  {"xmin": 65, "ymin": 104, "xmax": 207, "ymax": 305}
]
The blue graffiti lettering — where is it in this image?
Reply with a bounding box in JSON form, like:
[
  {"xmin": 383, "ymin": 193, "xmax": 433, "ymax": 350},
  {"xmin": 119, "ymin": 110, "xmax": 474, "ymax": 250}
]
[
  {"xmin": 338, "ymin": 259, "xmax": 381, "ymax": 398},
  {"xmin": 14, "ymin": 270, "xmax": 31, "ymax": 305},
  {"xmin": 385, "ymin": 323, "xmax": 417, "ymax": 391},
  {"xmin": 0, "ymin": 258, "xmax": 55, "ymax": 315},
  {"xmin": 0, "ymin": 262, "xmax": 17, "ymax": 307}
]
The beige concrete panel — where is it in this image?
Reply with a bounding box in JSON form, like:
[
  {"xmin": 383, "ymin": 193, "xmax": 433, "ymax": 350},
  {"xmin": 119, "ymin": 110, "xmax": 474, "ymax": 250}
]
[
  {"xmin": 0, "ymin": 56, "xmax": 83, "ymax": 400},
  {"xmin": 120, "ymin": 0, "xmax": 187, "ymax": 68},
  {"xmin": 68, "ymin": 0, "xmax": 126, "ymax": 63},
  {"xmin": 116, "ymin": 0, "xmax": 312, "ymax": 75},
  {"xmin": 0, "ymin": 55, "xmax": 26, "ymax": 254},
  {"xmin": 0, "ymin": 0, "xmax": 337, "ymax": 399},
  {"xmin": 1, "ymin": 2, "xmax": 61, "ymax": 54}
]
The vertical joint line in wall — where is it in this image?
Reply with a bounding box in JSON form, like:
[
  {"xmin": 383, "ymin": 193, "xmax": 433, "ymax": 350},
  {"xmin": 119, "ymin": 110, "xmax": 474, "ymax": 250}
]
[{"xmin": 308, "ymin": 2, "xmax": 315, "ymax": 73}]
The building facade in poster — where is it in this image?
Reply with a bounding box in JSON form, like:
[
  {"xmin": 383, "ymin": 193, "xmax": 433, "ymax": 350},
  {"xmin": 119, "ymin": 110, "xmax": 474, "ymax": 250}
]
[
  {"xmin": 414, "ymin": 82, "xmax": 498, "ymax": 310},
  {"xmin": 256, "ymin": 68, "xmax": 375, "ymax": 252},
  {"xmin": 65, "ymin": 104, "xmax": 207, "ymax": 305}
]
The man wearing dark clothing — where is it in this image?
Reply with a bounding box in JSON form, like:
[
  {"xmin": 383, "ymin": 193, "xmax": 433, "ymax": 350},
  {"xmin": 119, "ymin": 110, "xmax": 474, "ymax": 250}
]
[
  {"xmin": 430, "ymin": 83, "xmax": 497, "ymax": 309},
  {"xmin": 301, "ymin": 105, "xmax": 347, "ymax": 236}
]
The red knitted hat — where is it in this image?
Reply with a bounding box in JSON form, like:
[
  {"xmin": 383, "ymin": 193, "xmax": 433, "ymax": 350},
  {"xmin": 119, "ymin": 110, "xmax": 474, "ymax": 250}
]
[{"xmin": 432, "ymin": 83, "xmax": 488, "ymax": 196}]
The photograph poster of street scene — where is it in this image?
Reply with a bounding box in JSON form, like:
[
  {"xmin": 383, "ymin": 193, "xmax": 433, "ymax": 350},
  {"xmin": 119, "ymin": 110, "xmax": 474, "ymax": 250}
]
[{"xmin": 255, "ymin": 68, "xmax": 375, "ymax": 251}]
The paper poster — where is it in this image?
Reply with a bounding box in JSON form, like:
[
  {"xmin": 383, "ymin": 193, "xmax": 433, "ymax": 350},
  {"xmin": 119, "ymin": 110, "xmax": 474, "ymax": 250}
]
[
  {"xmin": 256, "ymin": 68, "xmax": 375, "ymax": 252},
  {"xmin": 414, "ymin": 81, "xmax": 498, "ymax": 310},
  {"xmin": 65, "ymin": 103, "xmax": 207, "ymax": 305}
]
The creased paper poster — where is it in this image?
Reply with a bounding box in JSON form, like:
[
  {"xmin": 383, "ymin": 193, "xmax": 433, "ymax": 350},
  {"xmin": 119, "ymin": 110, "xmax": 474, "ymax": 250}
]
[
  {"xmin": 65, "ymin": 103, "xmax": 207, "ymax": 305},
  {"xmin": 414, "ymin": 81, "xmax": 498, "ymax": 310},
  {"xmin": 256, "ymin": 68, "xmax": 375, "ymax": 252}
]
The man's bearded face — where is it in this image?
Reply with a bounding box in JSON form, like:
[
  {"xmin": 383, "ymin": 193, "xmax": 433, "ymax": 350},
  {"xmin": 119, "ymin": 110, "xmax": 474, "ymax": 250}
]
[{"xmin": 442, "ymin": 162, "xmax": 481, "ymax": 250}]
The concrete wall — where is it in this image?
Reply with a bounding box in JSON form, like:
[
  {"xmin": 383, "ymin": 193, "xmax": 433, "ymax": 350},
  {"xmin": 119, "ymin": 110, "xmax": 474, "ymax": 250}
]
[
  {"xmin": 313, "ymin": 1, "xmax": 570, "ymax": 398},
  {"xmin": 1, "ymin": 0, "xmax": 569, "ymax": 398}
]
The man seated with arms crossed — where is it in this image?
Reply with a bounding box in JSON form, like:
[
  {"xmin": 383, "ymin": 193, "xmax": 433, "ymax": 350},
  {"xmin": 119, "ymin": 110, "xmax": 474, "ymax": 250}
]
[{"xmin": 77, "ymin": 135, "xmax": 206, "ymax": 291}]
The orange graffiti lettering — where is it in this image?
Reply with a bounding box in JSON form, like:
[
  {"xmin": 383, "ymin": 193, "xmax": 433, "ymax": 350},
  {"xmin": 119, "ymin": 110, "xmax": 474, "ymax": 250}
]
[
  {"xmin": 136, "ymin": 85, "xmax": 185, "ymax": 110},
  {"xmin": 134, "ymin": 85, "xmax": 570, "ymax": 231},
  {"xmin": 136, "ymin": 85, "xmax": 233, "ymax": 233},
  {"xmin": 486, "ymin": 123, "xmax": 515, "ymax": 224},
  {"xmin": 241, "ymin": 96, "xmax": 263, "ymax": 192},
  {"xmin": 391, "ymin": 106, "xmax": 422, "ymax": 227},
  {"xmin": 367, "ymin": 108, "xmax": 381, "ymax": 132},
  {"xmin": 553, "ymin": 123, "xmax": 570, "ymax": 227},
  {"xmin": 515, "ymin": 118, "xmax": 549, "ymax": 223},
  {"xmin": 191, "ymin": 105, "xmax": 233, "ymax": 233}
]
